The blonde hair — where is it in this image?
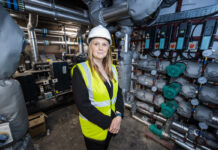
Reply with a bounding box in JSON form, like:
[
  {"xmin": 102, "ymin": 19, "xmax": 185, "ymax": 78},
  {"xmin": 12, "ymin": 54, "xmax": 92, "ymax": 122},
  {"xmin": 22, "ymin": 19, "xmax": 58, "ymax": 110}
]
[{"xmin": 88, "ymin": 40, "xmax": 115, "ymax": 82}]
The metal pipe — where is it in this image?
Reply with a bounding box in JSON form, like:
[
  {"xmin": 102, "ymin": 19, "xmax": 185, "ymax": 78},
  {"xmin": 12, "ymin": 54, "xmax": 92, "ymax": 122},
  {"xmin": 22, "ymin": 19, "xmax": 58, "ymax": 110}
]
[
  {"xmin": 212, "ymin": 115, "xmax": 218, "ymax": 124},
  {"xmin": 27, "ymin": 40, "xmax": 78, "ymax": 46},
  {"xmin": 103, "ymin": 2, "xmax": 129, "ymax": 23},
  {"xmin": 170, "ymin": 130, "xmax": 211, "ymax": 150},
  {"xmin": 23, "ymin": 0, "xmax": 88, "ymax": 18},
  {"xmin": 63, "ymin": 26, "xmax": 68, "ymax": 53},
  {"xmin": 20, "ymin": 26, "xmax": 77, "ymax": 37},
  {"xmin": 24, "ymin": 4, "xmax": 90, "ymax": 25},
  {"xmin": 137, "ymin": 107, "xmax": 167, "ymax": 123},
  {"xmin": 78, "ymin": 35, "xmax": 83, "ymax": 53},
  {"xmin": 27, "ymin": 14, "xmax": 39, "ymax": 63},
  {"xmin": 132, "ymin": 115, "xmax": 151, "ymax": 126},
  {"xmin": 124, "ymin": 33, "xmax": 129, "ymax": 53},
  {"xmin": 171, "ymin": 122, "xmax": 189, "ymax": 133}
]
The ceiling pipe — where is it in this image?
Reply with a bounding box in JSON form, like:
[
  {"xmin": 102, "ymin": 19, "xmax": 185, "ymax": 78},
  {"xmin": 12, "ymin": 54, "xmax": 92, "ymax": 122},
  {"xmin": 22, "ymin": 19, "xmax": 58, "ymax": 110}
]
[
  {"xmin": 102, "ymin": 1, "xmax": 129, "ymax": 23},
  {"xmin": 24, "ymin": 4, "xmax": 90, "ymax": 25},
  {"xmin": 23, "ymin": 0, "xmax": 88, "ymax": 19}
]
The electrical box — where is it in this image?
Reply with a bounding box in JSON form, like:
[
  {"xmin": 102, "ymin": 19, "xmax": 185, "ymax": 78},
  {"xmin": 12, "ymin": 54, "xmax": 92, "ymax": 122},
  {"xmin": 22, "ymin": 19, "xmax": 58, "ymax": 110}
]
[
  {"xmin": 176, "ymin": 23, "xmax": 192, "ymax": 50},
  {"xmin": 144, "ymin": 28, "xmax": 155, "ymax": 50},
  {"xmin": 200, "ymin": 19, "xmax": 217, "ymax": 50},
  {"xmin": 159, "ymin": 25, "xmax": 170, "ymax": 50},
  {"xmin": 52, "ymin": 62, "xmax": 71, "ymax": 92},
  {"xmin": 15, "ymin": 73, "xmax": 38, "ymax": 103},
  {"xmin": 154, "ymin": 28, "xmax": 160, "ymax": 50}
]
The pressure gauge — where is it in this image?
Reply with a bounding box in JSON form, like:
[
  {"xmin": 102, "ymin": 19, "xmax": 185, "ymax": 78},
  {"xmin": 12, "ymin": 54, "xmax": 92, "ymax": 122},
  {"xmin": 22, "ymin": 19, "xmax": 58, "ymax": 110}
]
[
  {"xmin": 198, "ymin": 77, "xmax": 207, "ymax": 84},
  {"xmin": 151, "ymin": 70, "xmax": 157, "ymax": 76},
  {"xmin": 152, "ymin": 86, "xmax": 157, "ymax": 92},
  {"xmin": 202, "ymin": 49, "xmax": 212, "ymax": 57},
  {"xmin": 199, "ymin": 122, "xmax": 208, "ymax": 130},
  {"xmin": 191, "ymin": 99, "xmax": 199, "ymax": 106},
  {"xmin": 153, "ymin": 50, "xmax": 161, "ymax": 57}
]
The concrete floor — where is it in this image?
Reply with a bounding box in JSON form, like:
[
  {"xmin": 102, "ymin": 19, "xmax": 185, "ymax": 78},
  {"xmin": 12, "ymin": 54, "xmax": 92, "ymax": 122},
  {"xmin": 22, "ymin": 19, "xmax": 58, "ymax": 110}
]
[{"xmin": 32, "ymin": 104, "xmax": 168, "ymax": 150}]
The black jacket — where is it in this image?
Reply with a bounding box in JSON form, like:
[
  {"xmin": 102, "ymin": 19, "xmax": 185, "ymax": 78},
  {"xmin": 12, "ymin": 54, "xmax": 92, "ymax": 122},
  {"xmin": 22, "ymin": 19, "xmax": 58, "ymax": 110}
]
[{"xmin": 72, "ymin": 66, "xmax": 124, "ymax": 130}]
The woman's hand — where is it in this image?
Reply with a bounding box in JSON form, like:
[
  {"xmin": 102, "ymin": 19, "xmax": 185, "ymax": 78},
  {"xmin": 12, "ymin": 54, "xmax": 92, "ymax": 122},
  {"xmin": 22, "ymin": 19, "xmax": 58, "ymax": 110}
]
[{"xmin": 108, "ymin": 116, "xmax": 122, "ymax": 134}]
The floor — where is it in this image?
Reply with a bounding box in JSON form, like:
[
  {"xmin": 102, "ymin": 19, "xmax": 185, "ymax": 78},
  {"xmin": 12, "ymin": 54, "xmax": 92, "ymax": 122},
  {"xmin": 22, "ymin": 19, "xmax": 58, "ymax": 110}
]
[{"xmin": 32, "ymin": 104, "xmax": 167, "ymax": 150}]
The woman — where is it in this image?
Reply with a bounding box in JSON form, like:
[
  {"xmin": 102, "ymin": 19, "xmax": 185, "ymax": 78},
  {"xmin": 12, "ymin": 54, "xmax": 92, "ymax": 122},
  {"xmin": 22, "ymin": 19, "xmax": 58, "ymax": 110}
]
[{"xmin": 71, "ymin": 25, "xmax": 124, "ymax": 150}]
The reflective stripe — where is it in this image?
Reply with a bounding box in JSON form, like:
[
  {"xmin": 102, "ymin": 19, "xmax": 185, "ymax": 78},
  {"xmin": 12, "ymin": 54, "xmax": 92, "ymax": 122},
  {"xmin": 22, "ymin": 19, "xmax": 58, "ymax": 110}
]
[
  {"xmin": 111, "ymin": 96, "xmax": 117, "ymax": 105},
  {"xmin": 112, "ymin": 66, "xmax": 118, "ymax": 81},
  {"xmin": 79, "ymin": 113, "xmax": 88, "ymax": 120},
  {"xmin": 92, "ymin": 100, "xmax": 110, "ymax": 107},
  {"xmin": 80, "ymin": 63, "xmax": 110, "ymax": 108},
  {"xmin": 80, "ymin": 62, "xmax": 95, "ymax": 102}
]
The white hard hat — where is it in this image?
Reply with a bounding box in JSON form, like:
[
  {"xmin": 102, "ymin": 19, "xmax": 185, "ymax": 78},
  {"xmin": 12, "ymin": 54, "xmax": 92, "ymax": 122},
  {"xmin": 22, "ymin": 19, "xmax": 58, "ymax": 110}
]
[{"xmin": 87, "ymin": 25, "xmax": 112, "ymax": 45}]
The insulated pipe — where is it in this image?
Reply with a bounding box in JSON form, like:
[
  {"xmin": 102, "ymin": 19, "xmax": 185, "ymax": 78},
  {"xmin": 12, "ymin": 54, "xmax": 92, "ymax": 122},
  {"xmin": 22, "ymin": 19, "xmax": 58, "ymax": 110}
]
[
  {"xmin": 37, "ymin": 40, "xmax": 78, "ymax": 46},
  {"xmin": 27, "ymin": 14, "xmax": 39, "ymax": 63},
  {"xmin": 23, "ymin": 0, "xmax": 88, "ymax": 18},
  {"xmin": 102, "ymin": 2, "xmax": 129, "ymax": 23},
  {"xmin": 20, "ymin": 27, "xmax": 77, "ymax": 38},
  {"xmin": 27, "ymin": 40, "xmax": 78, "ymax": 46},
  {"xmin": 24, "ymin": 4, "xmax": 90, "ymax": 25}
]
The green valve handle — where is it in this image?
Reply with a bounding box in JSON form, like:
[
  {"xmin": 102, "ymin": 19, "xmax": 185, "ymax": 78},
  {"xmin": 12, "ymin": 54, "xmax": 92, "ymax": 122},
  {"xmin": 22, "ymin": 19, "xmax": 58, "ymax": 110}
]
[
  {"xmin": 149, "ymin": 124, "xmax": 163, "ymax": 139},
  {"xmin": 166, "ymin": 63, "xmax": 186, "ymax": 77}
]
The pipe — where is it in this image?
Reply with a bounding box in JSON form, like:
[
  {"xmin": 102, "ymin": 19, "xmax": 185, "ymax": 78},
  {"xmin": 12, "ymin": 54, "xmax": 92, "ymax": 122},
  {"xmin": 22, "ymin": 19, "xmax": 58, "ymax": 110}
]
[
  {"xmin": 24, "ymin": 4, "xmax": 90, "ymax": 25},
  {"xmin": 102, "ymin": 2, "xmax": 129, "ymax": 23},
  {"xmin": 27, "ymin": 14, "xmax": 39, "ymax": 63},
  {"xmin": 78, "ymin": 35, "xmax": 83, "ymax": 54},
  {"xmin": 137, "ymin": 107, "xmax": 167, "ymax": 123},
  {"xmin": 23, "ymin": 0, "xmax": 88, "ymax": 18},
  {"xmin": 27, "ymin": 40, "xmax": 78, "ymax": 46},
  {"xmin": 132, "ymin": 115, "xmax": 170, "ymax": 139},
  {"xmin": 21, "ymin": 27, "xmax": 77, "ymax": 37},
  {"xmin": 37, "ymin": 40, "xmax": 78, "ymax": 46},
  {"xmin": 124, "ymin": 33, "xmax": 129, "ymax": 53},
  {"xmin": 132, "ymin": 115, "xmax": 151, "ymax": 126},
  {"xmin": 171, "ymin": 122, "xmax": 189, "ymax": 133},
  {"xmin": 170, "ymin": 130, "xmax": 211, "ymax": 150}
]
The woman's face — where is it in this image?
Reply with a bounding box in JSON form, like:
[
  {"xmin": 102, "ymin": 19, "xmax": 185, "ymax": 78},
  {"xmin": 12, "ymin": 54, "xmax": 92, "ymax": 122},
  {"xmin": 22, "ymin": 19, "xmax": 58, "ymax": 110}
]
[{"xmin": 90, "ymin": 38, "xmax": 110, "ymax": 61}]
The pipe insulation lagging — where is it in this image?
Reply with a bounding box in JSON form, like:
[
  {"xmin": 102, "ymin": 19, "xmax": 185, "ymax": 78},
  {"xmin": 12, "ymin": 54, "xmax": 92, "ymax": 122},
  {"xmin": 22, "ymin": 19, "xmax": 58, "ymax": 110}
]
[
  {"xmin": 136, "ymin": 101, "xmax": 155, "ymax": 113},
  {"xmin": 135, "ymin": 74, "xmax": 166, "ymax": 91},
  {"xmin": 204, "ymin": 63, "xmax": 218, "ymax": 82},
  {"xmin": 199, "ymin": 86, "xmax": 218, "ymax": 104},
  {"xmin": 183, "ymin": 61, "xmax": 202, "ymax": 78},
  {"xmin": 194, "ymin": 106, "xmax": 218, "ymax": 129},
  {"xmin": 134, "ymin": 89, "xmax": 164, "ymax": 107},
  {"xmin": 177, "ymin": 101, "xmax": 192, "ymax": 118},
  {"xmin": 23, "ymin": 0, "xmax": 88, "ymax": 18},
  {"xmin": 118, "ymin": 62, "xmax": 131, "ymax": 91},
  {"xmin": 136, "ymin": 60, "xmax": 170, "ymax": 73},
  {"xmin": 119, "ymin": 52, "xmax": 133, "ymax": 91},
  {"xmin": 0, "ymin": 6, "xmax": 26, "ymax": 80},
  {"xmin": 0, "ymin": 80, "xmax": 29, "ymax": 141}
]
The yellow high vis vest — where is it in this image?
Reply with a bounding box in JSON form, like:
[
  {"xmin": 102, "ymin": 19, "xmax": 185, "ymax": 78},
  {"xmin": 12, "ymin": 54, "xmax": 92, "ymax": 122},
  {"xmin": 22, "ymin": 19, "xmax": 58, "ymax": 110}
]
[{"xmin": 71, "ymin": 61, "xmax": 118, "ymax": 141}]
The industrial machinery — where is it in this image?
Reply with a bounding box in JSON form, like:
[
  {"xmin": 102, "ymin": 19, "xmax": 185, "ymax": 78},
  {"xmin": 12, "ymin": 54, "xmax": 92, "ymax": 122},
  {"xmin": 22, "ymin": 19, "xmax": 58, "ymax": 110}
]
[{"xmin": 1, "ymin": 0, "xmax": 218, "ymax": 150}]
